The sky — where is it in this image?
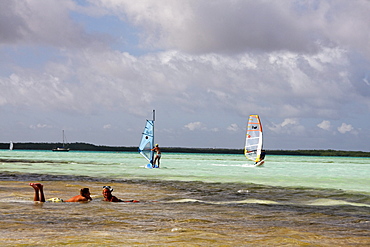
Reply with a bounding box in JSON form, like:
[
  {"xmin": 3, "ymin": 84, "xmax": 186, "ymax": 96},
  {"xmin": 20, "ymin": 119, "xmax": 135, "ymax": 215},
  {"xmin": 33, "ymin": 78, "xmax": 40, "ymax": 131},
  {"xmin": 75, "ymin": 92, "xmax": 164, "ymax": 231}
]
[{"xmin": 1, "ymin": 0, "xmax": 370, "ymax": 151}]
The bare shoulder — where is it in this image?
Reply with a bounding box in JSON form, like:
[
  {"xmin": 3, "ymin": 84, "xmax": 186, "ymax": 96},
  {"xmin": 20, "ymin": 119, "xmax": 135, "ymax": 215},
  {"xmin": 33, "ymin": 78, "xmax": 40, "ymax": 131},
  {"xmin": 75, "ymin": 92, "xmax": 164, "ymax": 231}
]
[
  {"xmin": 65, "ymin": 195, "xmax": 89, "ymax": 202},
  {"xmin": 111, "ymin": 196, "xmax": 122, "ymax": 202}
]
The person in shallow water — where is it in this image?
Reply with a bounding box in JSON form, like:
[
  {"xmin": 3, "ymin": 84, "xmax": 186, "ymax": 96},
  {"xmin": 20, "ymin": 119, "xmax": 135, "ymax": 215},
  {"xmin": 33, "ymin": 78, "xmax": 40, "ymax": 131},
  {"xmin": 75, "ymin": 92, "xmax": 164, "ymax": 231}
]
[
  {"xmin": 29, "ymin": 183, "xmax": 92, "ymax": 202},
  {"xmin": 102, "ymin": 186, "xmax": 139, "ymax": 203},
  {"xmin": 259, "ymin": 149, "xmax": 266, "ymax": 161},
  {"xmin": 151, "ymin": 143, "xmax": 161, "ymax": 168}
]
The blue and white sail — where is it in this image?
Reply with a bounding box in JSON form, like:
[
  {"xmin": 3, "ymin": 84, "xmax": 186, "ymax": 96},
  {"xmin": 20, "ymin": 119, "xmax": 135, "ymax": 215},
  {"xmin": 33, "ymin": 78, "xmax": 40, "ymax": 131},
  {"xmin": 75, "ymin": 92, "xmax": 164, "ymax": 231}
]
[{"xmin": 138, "ymin": 110, "xmax": 155, "ymax": 165}]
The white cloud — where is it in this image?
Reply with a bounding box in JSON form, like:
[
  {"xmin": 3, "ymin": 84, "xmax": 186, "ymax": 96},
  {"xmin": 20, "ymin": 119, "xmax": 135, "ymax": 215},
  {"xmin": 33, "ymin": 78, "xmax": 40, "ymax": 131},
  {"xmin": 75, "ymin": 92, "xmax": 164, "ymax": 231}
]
[
  {"xmin": 182, "ymin": 121, "xmax": 219, "ymax": 132},
  {"xmin": 184, "ymin": 122, "xmax": 204, "ymax": 131},
  {"xmin": 363, "ymin": 76, "xmax": 370, "ymax": 86},
  {"xmin": 29, "ymin": 124, "xmax": 52, "ymax": 129},
  {"xmin": 317, "ymin": 120, "xmax": 331, "ymax": 131},
  {"xmin": 227, "ymin": 123, "xmax": 239, "ymax": 132},
  {"xmin": 0, "ymin": 33, "xmax": 360, "ymax": 120},
  {"xmin": 268, "ymin": 118, "xmax": 305, "ymax": 136},
  {"xmin": 103, "ymin": 124, "xmax": 111, "ymax": 129},
  {"xmin": 337, "ymin": 123, "xmax": 353, "ymax": 134},
  {"xmin": 281, "ymin": 118, "xmax": 298, "ymax": 127}
]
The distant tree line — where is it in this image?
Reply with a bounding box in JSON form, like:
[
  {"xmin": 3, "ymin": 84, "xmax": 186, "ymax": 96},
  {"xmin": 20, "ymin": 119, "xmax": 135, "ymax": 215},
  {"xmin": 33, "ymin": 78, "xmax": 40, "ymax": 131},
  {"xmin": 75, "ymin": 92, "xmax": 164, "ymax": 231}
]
[
  {"xmin": 1, "ymin": 142, "xmax": 137, "ymax": 152},
  {"xmin": 266, "ymin": 149, "xmax": 370, "ymax": 157},
  {"xmin": 1, "ymin": 143, "xmax": 369, "ymax": 157}
]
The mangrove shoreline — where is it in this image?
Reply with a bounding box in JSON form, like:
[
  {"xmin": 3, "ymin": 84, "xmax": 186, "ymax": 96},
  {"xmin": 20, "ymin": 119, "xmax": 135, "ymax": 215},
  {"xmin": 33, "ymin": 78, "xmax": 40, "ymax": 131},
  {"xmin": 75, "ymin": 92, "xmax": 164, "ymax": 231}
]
[{"xmin": 1, "ymin": 142, "xmax": 370, "ymax": 157}]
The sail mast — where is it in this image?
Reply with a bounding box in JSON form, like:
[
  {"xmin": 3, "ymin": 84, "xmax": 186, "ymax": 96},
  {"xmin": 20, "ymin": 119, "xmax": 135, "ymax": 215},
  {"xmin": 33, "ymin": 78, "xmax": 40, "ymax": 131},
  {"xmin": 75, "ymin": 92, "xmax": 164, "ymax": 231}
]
[
  {"xmin": 151, "ymin": 109, "xmax": 155, "ymax": 163},
  {"xmin": 62, "ymin": 130, "xmax": 66, "ymax": 148}
]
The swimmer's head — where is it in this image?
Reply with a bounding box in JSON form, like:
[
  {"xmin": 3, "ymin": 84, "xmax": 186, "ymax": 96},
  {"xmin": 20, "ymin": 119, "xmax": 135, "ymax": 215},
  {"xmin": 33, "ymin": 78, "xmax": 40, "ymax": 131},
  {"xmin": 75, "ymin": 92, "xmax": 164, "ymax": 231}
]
[
  {"xmin": 103, "ymin": 186, "xmax": 113, "ymax": 192},
  {"xmin": 80, "ymin": 188, "xmax": 90, "ymax": 195}
]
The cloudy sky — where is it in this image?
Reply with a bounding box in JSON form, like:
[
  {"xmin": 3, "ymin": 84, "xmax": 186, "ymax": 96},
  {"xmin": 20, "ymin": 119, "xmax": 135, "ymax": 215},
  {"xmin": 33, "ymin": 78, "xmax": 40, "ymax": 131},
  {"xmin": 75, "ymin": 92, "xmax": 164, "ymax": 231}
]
[{"xmin": 1, "ymin": 0, "xmax": 370, "ymax": 151}]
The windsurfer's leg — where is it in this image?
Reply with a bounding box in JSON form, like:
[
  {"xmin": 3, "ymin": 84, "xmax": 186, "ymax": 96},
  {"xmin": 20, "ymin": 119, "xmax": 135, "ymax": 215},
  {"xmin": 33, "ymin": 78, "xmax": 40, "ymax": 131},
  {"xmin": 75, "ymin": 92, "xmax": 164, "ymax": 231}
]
[
  {"xmin": 153, "ymin": 156, "xmax": 158, "ymax": 167},
  {"xmin": 29, "ymin": 183, "xmax": 45, "ymax": 202}
]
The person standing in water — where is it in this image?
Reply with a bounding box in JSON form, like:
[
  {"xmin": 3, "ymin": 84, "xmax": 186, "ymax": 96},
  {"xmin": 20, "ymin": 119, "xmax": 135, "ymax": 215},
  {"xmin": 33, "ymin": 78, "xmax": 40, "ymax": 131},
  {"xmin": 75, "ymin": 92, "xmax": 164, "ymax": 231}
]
[
  {"xmin": 151, "ymin": 143, "xmax": 161, "ymax": 168},
  {"xmin": 29, "ymin": 183, "xmax": 92, "ymax": 202},
  {"xmin": 260, "ymin": 149, "xmax": 266, "ymax": 161}
]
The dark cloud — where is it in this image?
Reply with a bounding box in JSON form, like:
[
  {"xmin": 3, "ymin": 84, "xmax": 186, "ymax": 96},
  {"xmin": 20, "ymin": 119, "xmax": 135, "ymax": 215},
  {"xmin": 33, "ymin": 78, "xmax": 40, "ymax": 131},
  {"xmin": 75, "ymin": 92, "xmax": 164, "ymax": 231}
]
[
  {"xmin": 115, "ymin": 0, "xmax": 370, "ymax": 57},
  {"xmin": 0, "ymin": 0, "xmax": 104, "ymax": 48},
  {"xmin": 0, "ymin": 2, "xmax": 28, "ymax": 43}
]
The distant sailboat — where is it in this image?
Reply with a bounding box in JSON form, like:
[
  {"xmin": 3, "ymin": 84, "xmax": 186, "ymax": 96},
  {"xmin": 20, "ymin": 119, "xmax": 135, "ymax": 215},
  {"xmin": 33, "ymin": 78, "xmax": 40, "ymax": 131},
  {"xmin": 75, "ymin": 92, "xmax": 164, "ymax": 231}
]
[
  {"xmin": 138, "ymin": 110, "xmax": 157, "ymax": 168},
  {"xmin": 52, "ymin": 130, "xmax": 70, "ymax": 152},
  {"xmin": 244, "ymin": 115, "xmax": 265, "ymax": 166},
  {"xmin": 9, "ymin": 141, "xmax": 14, "ymax": 151}
]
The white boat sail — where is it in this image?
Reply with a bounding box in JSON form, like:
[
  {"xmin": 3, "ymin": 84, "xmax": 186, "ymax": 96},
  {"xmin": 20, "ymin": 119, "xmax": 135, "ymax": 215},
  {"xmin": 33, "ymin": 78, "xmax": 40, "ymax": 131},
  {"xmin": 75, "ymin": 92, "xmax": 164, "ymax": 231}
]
[
  {"xmin": 52, "ymin": 130, "xmax": 70, "ymax": 152},
  {"xmin": 244, "ymin": 114, "xmax": 265, "ymax": 166},
  {"xmin": 9, "ymin": 141, "xmax": 14, "ymax": 150},
  {"xmin": 138, "ymin": 110, "xmax": 157, "ymax": 168}
]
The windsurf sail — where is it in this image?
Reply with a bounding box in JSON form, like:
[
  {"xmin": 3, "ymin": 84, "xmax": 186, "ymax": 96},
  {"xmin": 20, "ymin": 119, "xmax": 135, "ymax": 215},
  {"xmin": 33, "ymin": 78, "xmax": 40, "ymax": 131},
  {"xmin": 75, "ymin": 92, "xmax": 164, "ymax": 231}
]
[
  {"xmin": 244, "ymin": 115, "xmax": 264, "ymax": 164},
  {"xmin": 138, "ymin": 110, "xmax": 155, "ymax": 164},
  {"xmin": 9, "ymin": 141, "xmax": 13, "ymax": 150}
]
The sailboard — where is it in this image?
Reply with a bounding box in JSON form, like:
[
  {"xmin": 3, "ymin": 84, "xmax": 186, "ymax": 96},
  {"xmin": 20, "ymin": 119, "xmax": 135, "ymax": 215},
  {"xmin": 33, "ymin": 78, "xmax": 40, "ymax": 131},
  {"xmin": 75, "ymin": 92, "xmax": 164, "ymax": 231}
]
[
  {"xmin": 9, "ymin": 141, "xmax": 13, "ymax": 151},
  {"xmin": 244, "ymin": 114, "xmax": 265, "ymax": 167},
  {"xmin": 138, "ymin": 110, "xmax": 158, "ymax": 168}
]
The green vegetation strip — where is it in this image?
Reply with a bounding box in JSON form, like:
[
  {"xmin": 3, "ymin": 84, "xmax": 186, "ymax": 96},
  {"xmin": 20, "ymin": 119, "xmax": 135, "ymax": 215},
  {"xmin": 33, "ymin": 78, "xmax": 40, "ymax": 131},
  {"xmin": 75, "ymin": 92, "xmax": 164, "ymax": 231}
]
[{"xmin": 1, "ymin": 143, "xmax": 370, "ymax": 157}]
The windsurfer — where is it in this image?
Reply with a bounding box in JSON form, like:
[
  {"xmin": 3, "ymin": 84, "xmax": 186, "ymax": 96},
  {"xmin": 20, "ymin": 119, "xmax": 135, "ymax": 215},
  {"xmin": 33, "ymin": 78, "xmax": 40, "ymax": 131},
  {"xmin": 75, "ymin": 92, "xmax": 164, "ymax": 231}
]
[
  {"xmin": 102, "ymin": 186, "xmax": 139, "ymax": 203},
  {"xmin": 255, "ymin": 150, "xmax": 266, "ymax": 165},
  {"xmin": 29, "ymin": 183, "xmax": 92, "ymax": 202},
  {"xmin": 260, "ymin": 149, "xmax": 266, "ymax": 161},
  {"xmin": 151, "ymin": 144, "xmax": 161, "ymax": 168}
]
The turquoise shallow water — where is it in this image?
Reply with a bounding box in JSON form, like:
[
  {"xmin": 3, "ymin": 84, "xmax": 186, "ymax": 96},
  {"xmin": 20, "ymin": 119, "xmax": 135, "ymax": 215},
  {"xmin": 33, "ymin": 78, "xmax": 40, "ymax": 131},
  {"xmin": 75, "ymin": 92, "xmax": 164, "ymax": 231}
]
[
  {"xmin": 1, "ymin": 150, "xmax": 369, "ymax": 193},
  {"xmin": 0, "ymin": 150, "xmax": 369, "ymax": 246}
]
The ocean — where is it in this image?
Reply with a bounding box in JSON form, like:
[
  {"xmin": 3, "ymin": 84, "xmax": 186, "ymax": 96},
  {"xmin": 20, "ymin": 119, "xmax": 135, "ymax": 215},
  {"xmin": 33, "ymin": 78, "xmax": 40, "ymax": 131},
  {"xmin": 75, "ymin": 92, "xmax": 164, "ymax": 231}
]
[{"xmin": 0, "ymin": 150, "xmax": 369, "ymax": 246}]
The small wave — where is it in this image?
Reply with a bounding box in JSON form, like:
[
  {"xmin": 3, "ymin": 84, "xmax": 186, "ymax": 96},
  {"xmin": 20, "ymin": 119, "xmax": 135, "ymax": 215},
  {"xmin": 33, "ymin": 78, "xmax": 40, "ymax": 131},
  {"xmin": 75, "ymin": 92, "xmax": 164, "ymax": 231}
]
[
  {"xmin": 211, "ymin": 163, "xmax": 258, "ymax": 168},
  {"xmin": 237, "ymin": 189, "xmax": 250, "ymax": 193},
  {"xmin": 306, "ymin": 199, "xmax": 370, "ymax": 207},
  {"xmin": 166, "ymin": 199, "xmax": 202, "ymax": 203},
  {"xmin": 240, "ymin": 163, "xmax": 259, "ymax": 168},
  {"xmin": 167, "ymin": 198, "xmax": 370, "ymax": 208},
  {"xmin": 171, "ymin": 227, "xmax": 187, "ymax": 232},
  {"xmin": 166, "ymin": 198, "xmax": 279, "ymax": 205},
  {"xmin": 220, "ymin": 199, "xmax": 279, "ymax": 205},
  {"xmin": 0, "ymin": 198, "xmax": 32, "ymax": 203}
]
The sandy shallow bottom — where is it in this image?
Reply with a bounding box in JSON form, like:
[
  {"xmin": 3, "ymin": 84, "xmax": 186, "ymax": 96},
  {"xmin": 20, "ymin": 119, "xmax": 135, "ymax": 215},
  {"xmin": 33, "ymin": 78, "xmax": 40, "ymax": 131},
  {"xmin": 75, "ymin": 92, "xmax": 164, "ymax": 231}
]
[{"xmin": 0, "ymin": 180, "xmax": 369, "ymax": 246}]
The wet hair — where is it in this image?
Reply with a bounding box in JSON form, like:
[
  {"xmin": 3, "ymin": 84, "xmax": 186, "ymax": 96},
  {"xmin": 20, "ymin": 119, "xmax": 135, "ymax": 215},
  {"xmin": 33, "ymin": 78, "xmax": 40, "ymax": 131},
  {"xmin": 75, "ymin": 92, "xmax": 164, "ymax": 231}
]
[{"xmin": 80, "ymin": 188, "xmax": 90, "ymax": 196}]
